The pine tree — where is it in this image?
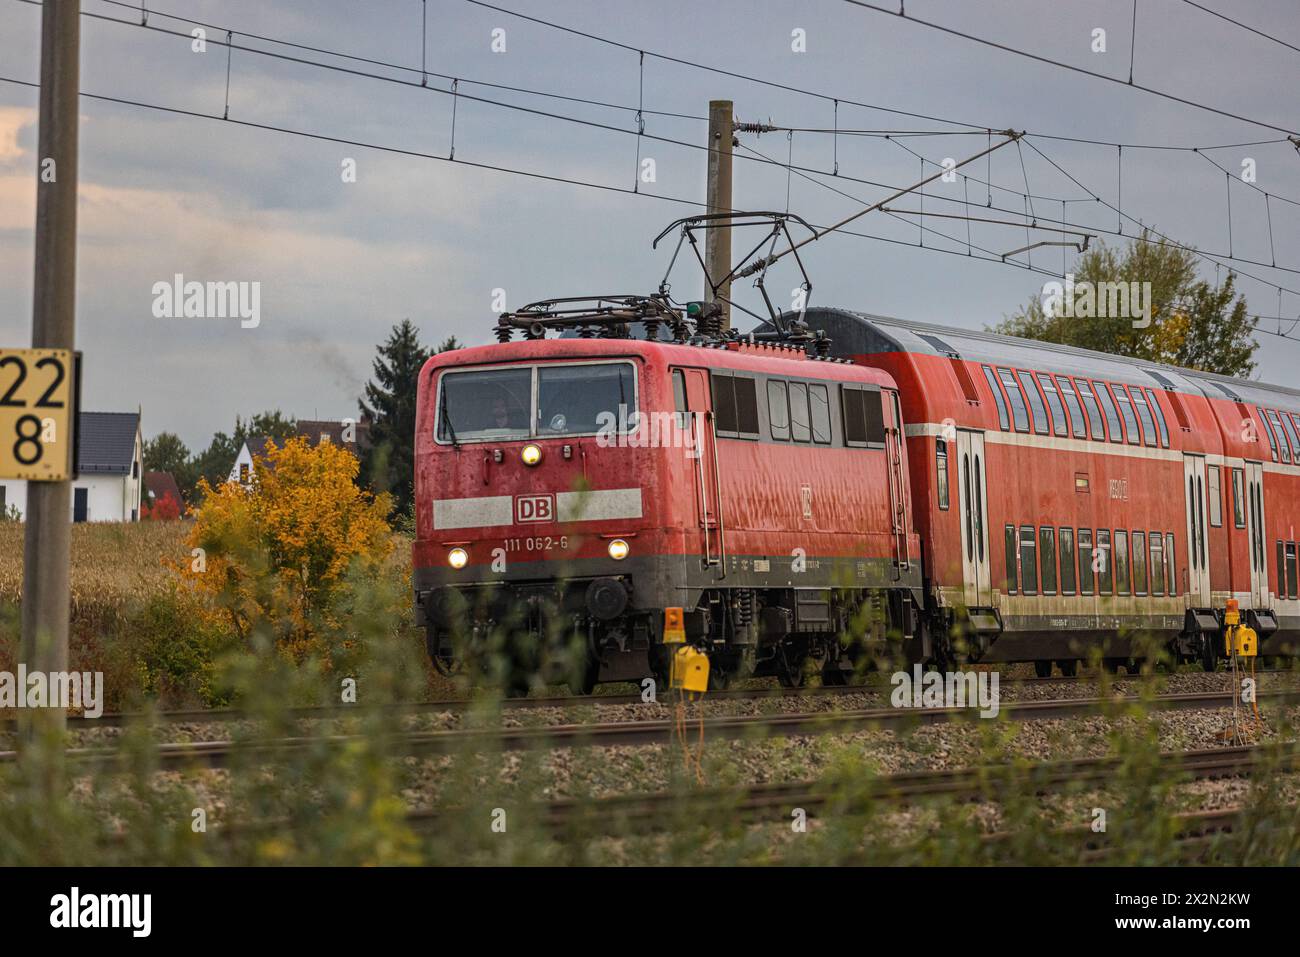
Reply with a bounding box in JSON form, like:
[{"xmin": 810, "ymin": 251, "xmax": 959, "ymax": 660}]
[{"xmin": 359, "ymin": 320, "xmax": 453, "ymax": 517}]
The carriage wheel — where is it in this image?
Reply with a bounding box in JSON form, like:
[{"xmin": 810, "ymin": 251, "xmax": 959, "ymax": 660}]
[{"xmin": 1033, "ymin": 660, "xmax": 1053, "ymax": 678}]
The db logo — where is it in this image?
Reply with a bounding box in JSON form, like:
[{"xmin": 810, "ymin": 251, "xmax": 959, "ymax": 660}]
[{"xmin": 514, "ymin": 493, "xmax": 555, "ymax": 523}]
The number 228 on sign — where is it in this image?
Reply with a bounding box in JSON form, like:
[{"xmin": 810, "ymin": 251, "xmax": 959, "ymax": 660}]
[{"xmin": 0, "ymin": 348, "xmax": 77, "ymax": 481}]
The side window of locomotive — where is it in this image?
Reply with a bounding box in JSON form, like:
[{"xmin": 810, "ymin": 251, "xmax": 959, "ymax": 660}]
[
  {"xmin": 1111, "ymin": 385, "xmax": 1141, "ymax": 445},
  {"xmin": 767, "ymin": 379, "xmax": 790, "ymax": 441},
  {"xmin": 711, "ymin": 372, "xmax": 760, "ymax": 438},
  {"xmin": 840, "ymin": 385, "xmax": 886, "ymax": 448},
  {"xmin": 1114, "ymin": 530, "xmax": 1131, "ymax": 595},
  {"xmin": 1004, "ymin": 525, "xmax": 1018, "ymax": 593},
  {"xmin": 809, "ymin": 384, "xmax": 832, "ymax": 444},
  {"xmin": 789, "ymin": 382, "xmax": 812, "ymax": 442},
  {"xmin": 1095, "ymin": 382, "xmax": 1125, "ymax": 443},
  {"xmin": 1077, "ymin": 528, "xmax": 1095, "ymax": 595},
  {"xmin": 1231, "ymin": 468, "xmax": 1246, "ymax": 528},
  {"xmin": 1131, "ymin": 389, "xmax": 1159, "ymax": 448},
  {"xmin": 1016, "ymin": 371, "xmax": 1049, "ymax": 436},
  {"xmin": 1056, "ymin": 376, "xmax": 1088, "ymax": 439},
  {"xmin": 1059, "ymin": 527, "xmax": 1077, "ymax": 595},
  {"xmin": 996, "ymin": 368, "xmax": 1030, "ymax": 433},
  {"xmin": 936, "ymin": 439, "xmax": 950, "ymax": 510},
  {"xmin": 672, "ymin": 369, "xmax": 689, "ymax": 430},
  {"xmin": 1096, "ymin": 529, "xmax": 1114, "ymax": 594},
  {"xmin": 1019, "ymin": 526, "xmax": 1038, "ymax": 595},
  {"xmin": 1076, "ymin": 379, "xmax": 1107, "ymax": 441},
  {"xmin": 982, "ymin": 365, "xmax": 1010, "ymax": 431},
  {"xmin": 1207, "ymin": 466, "xmax": 1223, "ymax": 527},
  {"xmin": 1036, "ymin": 374, "xmax": 1068, "ymax": 437}
]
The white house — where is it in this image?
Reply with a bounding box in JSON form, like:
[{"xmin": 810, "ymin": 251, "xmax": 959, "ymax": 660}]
[
  {"xmin": 0, "ymin": 411, "xmax": 144, "ymax": 522},
  {"xmin": 227, "ymin": 436, "xmax": 271, "ymax": 487}
]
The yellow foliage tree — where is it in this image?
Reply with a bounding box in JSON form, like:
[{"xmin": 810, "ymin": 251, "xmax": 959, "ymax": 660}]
[{"xmin": 182, "ymin": 436, "xmax": 393, "ymax": 661}]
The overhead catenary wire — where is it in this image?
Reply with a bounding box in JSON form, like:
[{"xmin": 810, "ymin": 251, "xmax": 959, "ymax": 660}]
[{"xmin": 838, "ymin": 0, "xmax": 1300, "ymax": 137}]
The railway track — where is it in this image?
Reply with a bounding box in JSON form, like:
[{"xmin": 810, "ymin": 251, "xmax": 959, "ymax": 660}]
[
  {"xmin": 405, "ymin": 738, "xmax": 1289, "ymax": 832},
  {"xmin": 404, "ymin": 742, "xmax": 1293, "ymax": 833},
  {"xmin": 7, "ymin": 688, "xmax": 1297, "ymax": 769},
  {"xmin": 1, "ymin": 668, "xmax": 1290, "ymax": 732}
]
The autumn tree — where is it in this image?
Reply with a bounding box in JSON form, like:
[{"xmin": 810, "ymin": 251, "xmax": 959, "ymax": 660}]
[
  {"xmin": 141, "ymin": 490, "xmax": 182, "ymax": 520},
  {"xmin": 182, "ymin": 436, "xmax": 393, "ymax": 662},
  {"xmin": 360, "ymin": 322, "xmax": 459, "ymax": 517},
  {"xmin": 190, "ymin": 410, "xmax": 299, "ymax": 498},
  {"xmin": 993, "ymin": 232, "xmax": 1258, "ymax": 378}
]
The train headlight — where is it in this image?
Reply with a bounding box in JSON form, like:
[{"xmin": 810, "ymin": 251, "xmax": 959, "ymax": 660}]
[
  {"xmin": 448, "ymin": 547, "xmax": 468, "ymax": 569},
  {"xmin": 607, "ymin": 538, "xmax": 630, "ymax": 561},
  {"xmin": 521, "ymin": 444, "xmax": 542, "ymax": 466}
]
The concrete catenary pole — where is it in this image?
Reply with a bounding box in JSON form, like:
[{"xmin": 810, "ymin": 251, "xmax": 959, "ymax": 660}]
[
  {"xmin": 705, "ymin": 100, "xmax": 733, "ymax": 331},
  {"xmin": 21, "ymin": 0, "xmax": 80, "ymax": 740}
]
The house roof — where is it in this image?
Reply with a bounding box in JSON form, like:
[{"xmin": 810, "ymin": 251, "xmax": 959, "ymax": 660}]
[
  {"xmin": 245, "ymin": 436, "xmax": 272, "ymax": 460},
  {"xmin": 77, "ymin": 412, "xmax": 140, "ymax": 475},
  {"xmin": 296, "ymin": 418, "xmax": 369, "ymax": 452},
  {"xmin": 143, "ymin": 471, "xmax": 181, "ymax": 503}
]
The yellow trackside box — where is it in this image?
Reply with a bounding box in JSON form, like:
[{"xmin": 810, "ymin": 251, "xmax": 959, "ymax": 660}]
[
  {"xmin": 0, "ymin": 348, "xmax": 77, "ymax": 481},
  {"xmin": 670, "ymin": 645, "xmax": 709, "ymax": 693},
  {"xmin": 1225, "ymin": 625, "xmax": 1258, "ymax": 658}
]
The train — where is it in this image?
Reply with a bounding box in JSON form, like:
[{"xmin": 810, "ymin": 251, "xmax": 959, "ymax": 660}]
[{"xmin": 411, "ymin": 295, "xmax": 1299, "ymax": 692}]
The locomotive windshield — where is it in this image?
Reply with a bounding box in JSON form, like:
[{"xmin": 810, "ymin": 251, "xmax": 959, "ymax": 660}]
[{"xmin": 436, "ymin": 361, "xmax": 635, "ymax": 442}]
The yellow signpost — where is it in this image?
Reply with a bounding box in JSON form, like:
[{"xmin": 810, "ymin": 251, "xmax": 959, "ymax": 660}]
[{"xmin": 0, "ymin": 347, "xmax": 77, "ymax": 481}]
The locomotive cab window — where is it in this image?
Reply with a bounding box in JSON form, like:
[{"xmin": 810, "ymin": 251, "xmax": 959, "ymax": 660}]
[
  {"xmin": 712, "ymin": 372, "xmax": 760, "ymax": 438},
  {"xmin": 841, "ymin": 385, "xmax": 886, "ymax": 447},
  {"xmin": 436, "ymin": 361, "xmax": 638, "ymax": 443},
  {"xmin": 672, "ymin": 369, "xmax": 689, "ymax": 429}
]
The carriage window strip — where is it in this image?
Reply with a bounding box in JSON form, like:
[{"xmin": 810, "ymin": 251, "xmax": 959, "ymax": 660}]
[
  {"xmin": 1017, "ymin": 371, "xmax": 1050, "ymax": 436},
  {"xmin": 1059, "ymin": 527, "xmax": 1077, "ymax": 595},
  {"xmin": 1266, "ymin": 409, "xmax": 1292, "ymax": 463},
  {"xmin": 1004, "ymin": 525, "xmax": 1018, "ymax": 594},
  {"xmin": 1287, "ymin": 542, "xmax": 1298, "ymax": 600},
  {"xmin": 1094, "ymin": 381, "xmax": 1124, "ymax": 443},
  {"xmin": 1232, "ymin": 468, "xmax": 1246, "ymax": 528},
  {"xmin": 1144, "ymin": 388, "xmax": 1170, "ymax": 447},
  {"xmin": 1039, "ymin": 526, "xmax": 1058, "ymax": 595},
  {"xmin": 1019, "ymin": 525, "xmax": 1038, "ymax": 595},
  {"xmin": 1165, "ymin": 533, "xmax": 1177, "ymax": 596},
  {"xmin": 1036, "ymin": 373, "xmax": 1069, "ymax": 437},
  {"xmin": 1115, "ymin": 529, "xmax": 1131, "ymax": 595},
  {"xmin": 1077, "ymin": 528, "xmax": 1095, "ymax": 595},
  {"xmin": 997, "ymin": 368, "xmax": 1030, "ymax": 433},
  {"xmin": 982, "ymin": 365, "xmax": 1010, "ymax": 431},
  {"xmin": 1096, "ymin": 529, "xmax": 1114, "ymax": 593},
  {"xmin": 1056, "ymin": 377, "xmax": 1088, "ymax": 439},
  {"xmin": 936, "ymin": 439, "xmax": 950, "ymax": 510},
  {"xmin": 1131, "ymin": 389, "xmax": 1159, "ymax": 448},
  {"xmin": 1075, "ymin": 380, "xmax": 1107, "ymax": 441},
  {"xmin": 1111, "ymin": 385, "xmax": 1141, "ymax": 445},
  {"xmin": 1149, "ymin": 532, "xmax": 1165, "ymax": 596},
  {"xmin": 1278, "ymin": 410, "xmax": 1300, "ymax": 462},
  {"xmin": 1132, "ymin": 531, "xmax": 1148, "ymax": 596},
  {"xmin": 1258, "ymin": 407, "xmax": 1279, "ymax": 461}
]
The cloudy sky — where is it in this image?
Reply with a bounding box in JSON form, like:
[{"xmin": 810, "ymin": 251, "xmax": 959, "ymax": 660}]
[{"xmin": 1, "ymin": 0, "xmax": 1298, "ymax": 450}]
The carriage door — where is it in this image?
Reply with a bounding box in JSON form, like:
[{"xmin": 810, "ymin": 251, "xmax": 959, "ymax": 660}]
[
  {"xmin": 1182, "ymin": 455, "xmax": 1211, "ymax": 607},
  {"xmin": 1245, "ymin": 461, "xmax": 1267, "ymax": 607},
  {"xmin": 956, "ymin": 430, "xmax": 992, "ymax": 607},
  {"xmin": 674, "ymin": 367, "xmax": 723, "ymax": 576}
]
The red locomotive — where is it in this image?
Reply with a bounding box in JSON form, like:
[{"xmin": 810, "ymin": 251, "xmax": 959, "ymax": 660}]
[{"xmin": 412, "ymin": 292, "xmax": 1298, "ymax": 690}]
